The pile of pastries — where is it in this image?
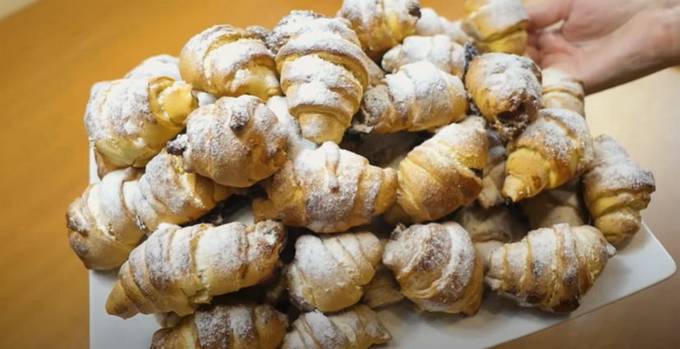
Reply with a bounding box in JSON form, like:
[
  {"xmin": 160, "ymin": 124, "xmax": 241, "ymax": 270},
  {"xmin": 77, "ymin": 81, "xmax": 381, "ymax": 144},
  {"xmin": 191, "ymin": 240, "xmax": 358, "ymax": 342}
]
[{"xmin": 66, "ymin": 0, "xmax": 656, "ymax": 348}]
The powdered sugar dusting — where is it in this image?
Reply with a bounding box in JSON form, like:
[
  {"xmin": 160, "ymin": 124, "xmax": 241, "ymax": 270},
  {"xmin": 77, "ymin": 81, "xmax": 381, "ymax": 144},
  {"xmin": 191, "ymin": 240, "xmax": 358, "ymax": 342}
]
[
  {"xmin": 295, "ymin": 143, "xmax": 373, "ymax": 231},
  {"xmin": 466, "ymin": 53, "xmax": 541, "ymax": 119},
  {"xmin": 361, "ymin": 61, "xmax": 467, "ymax": 132},
  {"xmin": 382, "ymin": 35, "xmax": 466, "ymax": 78},
  {"xmin": 584, "ymin": 134, "xmax": 655, "ymax": 193},
  {"xmin": 113, "ymin": 221, "xmax": 283, "ymax": 316},
  {"xmin": 266, "ymin": 96, "xmax": 316, "ymax": 159},
  {"xmin": 287, "ymin": 232, "xmax": 381, "ymax": 311},
  {"xmin": 338, "ymin": 0, "xmax": 420, "ymax": 57},
  {"xmin": 463, "ymin": 0, "xmax": 528, "ymax": 41},
  {"xmin": 284, "ymin": 305, "xmax": 389, "ymax": 349},
  {"xmin": 383, "ymin": 222, "xmax": 478, "ymax": 313},
  {"xmin": 125, "ymin": 54, "xmax": 181, "ymax": 80},
  {"xmin": 181, "ymin": 95, "xmax": 288, "ymax": 187},
  {"xmin": 485, "ymin": 223, "xmax": 612, "ymax": 311},
  {"xmin": 416, "ymin": 8, "xmax": 470, "ymax": 43}
]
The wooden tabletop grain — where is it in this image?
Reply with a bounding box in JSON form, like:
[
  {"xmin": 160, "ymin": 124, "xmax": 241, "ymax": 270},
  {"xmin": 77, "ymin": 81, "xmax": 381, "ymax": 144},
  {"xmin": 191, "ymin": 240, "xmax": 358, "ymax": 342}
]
[{"xmin": 0, "ymin": 0, "xmax": 677, "ymax": 348}]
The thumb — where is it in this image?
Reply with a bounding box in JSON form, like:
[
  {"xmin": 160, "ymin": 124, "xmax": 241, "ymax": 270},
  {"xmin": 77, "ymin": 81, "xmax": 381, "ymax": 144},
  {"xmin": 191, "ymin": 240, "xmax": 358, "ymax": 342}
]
[{"xmin": 526, "ymin": 0, "xmax": 571, "ymax": 31}]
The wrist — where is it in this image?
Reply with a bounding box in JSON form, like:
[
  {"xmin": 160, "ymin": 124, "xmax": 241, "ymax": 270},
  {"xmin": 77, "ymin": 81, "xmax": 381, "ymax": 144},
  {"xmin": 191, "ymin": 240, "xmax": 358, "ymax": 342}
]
[{"xmin": 648, "ymin": 4, "xmax": 680, "ymax": 66}]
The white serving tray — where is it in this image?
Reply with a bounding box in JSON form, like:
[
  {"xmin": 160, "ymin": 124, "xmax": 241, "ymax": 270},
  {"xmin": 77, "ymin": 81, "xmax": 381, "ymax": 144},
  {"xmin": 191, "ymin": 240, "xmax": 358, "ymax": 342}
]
[{"xmin": 88, "ymin": 151, "xmax": 676, "ymax": 349}]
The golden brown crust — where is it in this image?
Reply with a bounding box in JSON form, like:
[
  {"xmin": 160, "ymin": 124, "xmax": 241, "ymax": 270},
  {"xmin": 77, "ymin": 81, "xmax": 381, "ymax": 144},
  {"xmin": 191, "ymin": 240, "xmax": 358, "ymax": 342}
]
[
  {"xmin": 179, "ymin": 25, "xmax": 281, "ymax": 100},
  {"xmin": 252, "ymin": 142, "xmax": 397, "ymax": 233},
  {"xmin": 415, "ymin": 7, "xmax": 471, "ymax": 44},
  {"xmin": 105, "ymin": 221, "xmax": 285, "ymax": 318},
  {"xmin": 486, "ymin": 224, "xmax": 615, "ymax": 312},
  {"xmin": 84, "ymin": 77, "xmax": 197, "ymax": 169},
  {"xmin": 338, "ymin": 0, "xmax": 422, "ymax": 60},
  {"xmin": 462, "ymin": 0, "xmax": 528, "ymax": 55},
  {"xmin": 478, "ymin": 129, "xmax": 506, "ymax": 208},
  {"xmin": 273, "ymin": 12, "xmax": 370, "ymax": 144},
  {"xmin": 521, "ymin": 179, "xmax": 588, "ymax": 229},
  {"xmin": 287, "ymin": 232, "xmax": 383, "ymax": 312},
  {"xmin": 66, "ymin": 151, "xmax": 228, "ymax": 270},
  {"xmin": 383, "ymin": 222, "xmax": 484, "ymax": 314},
  {"xmin": 464, "ymin": 53, "xmax": 541, "ymax": 141},
  {"xmin": 170, "ymin": 95, "xmax": 288, "ymax": 188},
  {"xmin": 382, "ymin": 35, "xmax": 466, "ymax": 77},
  {"xmin": 541, "ymin": 68, "xmax": 586, "ymax": 115},
  {"xmin": 583, "ymin": 135, "xmax": 655, "ymax": 245},
  {"xmin": 282, "ymin": 304, "xmax": 391, "ymax": 349},
  {"xmin": 150, "ymin": 303, "xmax": 288, "ymax": 349},
  {"xmin": 394, "ymin": 117, "xmax": 488, "ymax": 222},
  {"xmin": 454, "ymin": 203, "xmax": 526, "ymax": 243},
  {"xmin": 355, "ymin": 61, "xmax": 467, "ymax": 134},
  {"xmin": 362, "ymin": 265, "xmax": 404, "ymax": 308},
  {"xmin": 503, "ymin": 108, "xmax": 594, "ymax": 202}
]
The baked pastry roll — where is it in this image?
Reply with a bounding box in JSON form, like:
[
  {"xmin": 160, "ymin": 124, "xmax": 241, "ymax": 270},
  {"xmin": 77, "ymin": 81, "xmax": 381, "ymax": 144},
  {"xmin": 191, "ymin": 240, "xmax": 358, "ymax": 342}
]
[
  {"xmin": 265, "ymin": 96, "xmax": 317, "ymax": 159},
  {"xmin": 179, "ymin": 25, "xmax": 281, "ymax": 100},
  {"xmin": 383, "ymin": 222, "xmax": 484, "ymax": 314},
  {"xmin": 462, "ymin": 0, "xmax": 528, "ymax": 55},
  {"xmin": 66, "ymin": 151, "xmax": 229, "ymax": 270},
  {"xmin": 362, "ymin": 265, "xmax": 404, "ymax": 308},
  {"xmin": 282, "ymin": 304, "xmax": 391, "ymax": 349},
  {"xmin": 478, "ymin": 129, "xmax": 506, "ymax": 208},
  {"xmin": 84, "ymin": 77, "xmax": 196, "ymax": 171},
  {"xmin": 465, "ymin": 52, "xmax": 542, "ymax": 141},
  {"xmin": 167, "ymin": 95, "xmax": 288, "ymax": 188},
  {"xmin": 355, "ymin": 61, "xmax": 467, "ymax": 134},
  {"xmin": 253, "ymin": 142, "xmax": 397, "ymax": 233},
  {"xmin": 150, "ymin": 303, "xmax": 288, "ymax": 349},
  {"xmin": 454, "ymin": 203, "xmax": 525, "ymax": 243},
  {"xmin": 287, "ymin": 232, "xmax": 382, "ymax": 312},
  {"xmin": 415, "ymin": 7, "xmax": 470, "ymax": 44},
  {"xmin": 542, "ymin": 67, "xmax": 586, "ymax": 115},
  {"xmin": 273, "ymin": 11, "xmax": 370, "ymax": 143},
  {"xmin": 125, "ymin": 54, "xmax": 217, "ymax": 108},
  {"xmin": 583, "ymin": 135, "xmax": 656, "ymax": 245},
  {"xmin": 503, "ymin": 108, "xmax": 594, "ymax": 201},
  {"xmin": 393, "ymin": 116, "xmax": 488, "ymax": 222},
  {"xmin": 382, "ymin": 35, "xmax": 466, "ymax": 78},
  {"xmin": 338, "ymin": 0, "xmax": 422, "ymax": 60},
  {"xmin": 106, "ymin": 220, "xmax": 285, "ymax": 318},
  {"xmin": 486, "ymin": 223, "xmax": 615, "ymax": 312},
  {"xmin": 521, "ymin": 179, "xmax": 588, "ymax": 229}
]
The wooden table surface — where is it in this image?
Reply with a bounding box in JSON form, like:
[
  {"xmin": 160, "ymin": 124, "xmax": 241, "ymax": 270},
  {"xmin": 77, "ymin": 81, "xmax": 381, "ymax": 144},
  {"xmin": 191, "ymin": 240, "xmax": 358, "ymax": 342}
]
[{"xmin": 0, "ymin": 0, "xmax": 678, "ymax": 348}]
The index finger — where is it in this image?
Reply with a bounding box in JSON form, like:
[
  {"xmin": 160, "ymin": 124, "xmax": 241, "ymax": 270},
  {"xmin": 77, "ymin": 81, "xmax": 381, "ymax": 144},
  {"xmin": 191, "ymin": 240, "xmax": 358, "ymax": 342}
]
[{"xmin": 526, "ymin": 0, "xmax": 570, "ymax": 31}]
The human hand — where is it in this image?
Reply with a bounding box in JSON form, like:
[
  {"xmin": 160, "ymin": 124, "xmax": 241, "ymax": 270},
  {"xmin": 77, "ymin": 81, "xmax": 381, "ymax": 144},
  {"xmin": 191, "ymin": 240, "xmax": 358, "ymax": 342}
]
[{"xmin": 526, "ymin": 0, "xmax": 680, "ymax": 94}]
